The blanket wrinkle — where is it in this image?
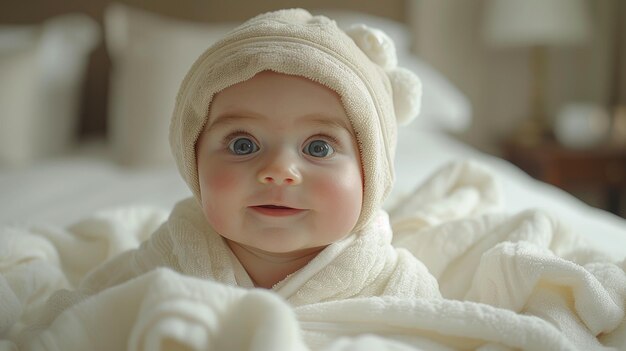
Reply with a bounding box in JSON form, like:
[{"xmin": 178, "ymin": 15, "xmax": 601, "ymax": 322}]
[
  {"xmin": 437, "ymin": 210, "xmax": 562, "ymax": 298},
  {"xmin": 392, "ymin": 208, "xmax": 604, "ymax": 300},
  {"xmin": 0, "ymin": 206, "xmax": 168, "ymax": 343},
  {"xmin": 25, "ymin": 269, "xmax": 311, "ymax": 351},
  {"xmin": 466, "ymin": 241, "xmax": 625, "ymax": 334},
  {"xmin": 523, "ymin": 284, "xmax": 613, "ymax": 350},
  {"xmin": 392, "ymin": 213, "xmax": 508, "ymax": 283},
  {"xmin": 0, "ymin": 274, "xmax": 21, "ymax": 337},
  {"xmin": 0, "ymin": 228, "xmax": 70, "ymax": 341},
  {"xmin": 388, "ymin": 160, "xmax": 502, "ymax": 231},
  {"xmin": 0, "ymin": 228, "xmax": 61, "ymax": 273},
  {"xmin": 30, "ymin": 207, "xmax": 167, "ymax": 287},
  {"xmin": 295, "ymin": 296, "xmax": 577, "ymax": 350},
  {"xmin": 584, "ymin": 262, "xmax": 626, "ymax": 314},
  {"xmin": 126, "ymin": 269, "xmax": 307, "ymax": 351},
  {"xmin": 2, "ymin": 262, "xmax": 67, "ymax": 337},
  {"xmin": 2, "ymin": 160, "xmax": 626, "ymax": 350}
]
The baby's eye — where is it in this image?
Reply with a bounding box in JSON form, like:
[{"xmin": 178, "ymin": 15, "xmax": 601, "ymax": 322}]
[
  {"xmin": 303, "ymin": 140, "xmax": 334, "ymax": 158},
  {"xmin": 228, "ymin": 137, "xmax": 259, "ymax": 155}
]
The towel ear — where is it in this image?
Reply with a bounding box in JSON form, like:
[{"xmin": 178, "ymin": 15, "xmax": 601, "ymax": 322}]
[
  {"xmin": 388, "ymin": 67, "xmax": 422, "ymax": 125},
  {"xmin": 345, "ymin": 24, "xmax": 421, "ymax": 125},
  {"xmin": 345, "ymin": 24, "xmax": 397, "ymax": 70}
]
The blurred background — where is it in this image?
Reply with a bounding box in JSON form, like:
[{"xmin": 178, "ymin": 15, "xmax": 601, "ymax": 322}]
[{"xmin": 1, "ymin": 0, "xmax": 625, "ymax": 216}]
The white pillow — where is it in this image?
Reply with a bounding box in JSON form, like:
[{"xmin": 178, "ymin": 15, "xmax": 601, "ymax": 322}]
[
  {"xmin": 0, "ymin": 14, "xmax": 99, "ymax": 167},
  {"xmin": 105, "ymin": 4, "xmax": 471, "ymax": 167},
  {"xmin": 105, "ymin": 4, "xmax": 235, "ymax": 166}
]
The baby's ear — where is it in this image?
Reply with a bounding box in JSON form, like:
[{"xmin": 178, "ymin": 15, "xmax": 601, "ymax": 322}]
[{"xmin": 345, "ymin": 24, "xmax": 421, "ymax": 126}]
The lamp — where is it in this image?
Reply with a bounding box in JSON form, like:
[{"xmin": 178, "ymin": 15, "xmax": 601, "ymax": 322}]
[{"xmin": 483, "ymin": 0, "xmax": 591, "ymax": 145}]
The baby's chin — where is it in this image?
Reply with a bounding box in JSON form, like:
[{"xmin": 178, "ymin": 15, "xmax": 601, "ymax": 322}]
[{"xmin": 223, "ymin": 236, "xmax": 328, "ymax": 260}]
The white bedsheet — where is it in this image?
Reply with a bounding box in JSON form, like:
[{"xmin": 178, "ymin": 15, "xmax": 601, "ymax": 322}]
[{"xmin": 1, "ymin": 129, "xmax": 625, "ymax": 259}]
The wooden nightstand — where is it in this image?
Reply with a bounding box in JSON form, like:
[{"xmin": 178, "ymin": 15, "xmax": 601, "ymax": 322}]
[{"xmin": 503, "ymin": 140, "xmax": 626, "ymax": 216}]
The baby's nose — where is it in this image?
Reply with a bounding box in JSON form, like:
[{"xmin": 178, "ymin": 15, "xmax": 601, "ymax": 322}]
[{"xmin": 257, "ymin": 152, "xmax": 302, "ymax": 186}]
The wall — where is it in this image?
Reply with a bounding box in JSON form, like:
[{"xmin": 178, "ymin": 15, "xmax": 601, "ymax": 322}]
[
  {"xmin": 407, "ymin": 0, "xmax": 623, "ymax": 155},
  {"xmin": 4, "ymin": 0, "xmax": 623, "ymax": 152}
]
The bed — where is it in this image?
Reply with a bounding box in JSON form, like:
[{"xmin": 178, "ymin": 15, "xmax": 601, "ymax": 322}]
[{"xmin": 1, "ymin": 4, "xmax": 625, "ymax": 350}]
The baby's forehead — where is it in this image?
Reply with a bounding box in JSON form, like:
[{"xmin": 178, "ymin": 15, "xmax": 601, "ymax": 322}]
[
  {"xmin": 213, "ymin": 71, "xmax": 341, "ymax": 102},
  {"xmin": 207, "ymin": 71, "xmax": 354, "ymax": 132}
]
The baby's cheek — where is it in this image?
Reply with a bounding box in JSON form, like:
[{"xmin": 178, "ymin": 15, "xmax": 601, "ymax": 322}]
[
  {"xmin": 314, "ymin": 174, "xmax": 362, "ymax": 222},
  {"xmin": 200, "ymin": 168, "xmax": 241, "ymax": 230},
  {"xmin": 204, "ymin": 168, "xmax": 241, "ymax": 194},
  {"xmin": 199, "ymin": 168, "xmax": 240, "ymax": 212}
]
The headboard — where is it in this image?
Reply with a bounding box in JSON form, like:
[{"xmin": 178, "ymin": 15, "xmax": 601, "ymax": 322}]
[{"xmin": 0, "ymin": 0, "xmax": 407, "ymax": 138}]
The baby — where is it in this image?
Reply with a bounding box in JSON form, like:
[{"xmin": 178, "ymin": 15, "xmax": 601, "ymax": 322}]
[{"xmin": 164, "ymin": 8, "xmax": 423, "ymax": 290}]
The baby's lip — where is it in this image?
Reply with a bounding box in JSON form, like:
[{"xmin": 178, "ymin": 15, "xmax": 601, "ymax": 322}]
[{"xmin": 249, "ymin": 204, "xmax": 306, "ymax": 217}]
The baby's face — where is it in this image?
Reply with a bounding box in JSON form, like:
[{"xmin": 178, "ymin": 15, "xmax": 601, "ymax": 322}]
[{"xmin": 196, "ymin": 71, "xmax": 363, "ymax": 255}]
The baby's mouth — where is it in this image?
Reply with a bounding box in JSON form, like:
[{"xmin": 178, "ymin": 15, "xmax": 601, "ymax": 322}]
[{"xmin": 250, "ymin": 205, "xmax": 305, "ymax": 217}]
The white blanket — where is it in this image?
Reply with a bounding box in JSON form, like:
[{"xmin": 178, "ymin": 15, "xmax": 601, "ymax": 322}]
[{"xmin": 1, "ymin": 160, "xmax": 625, "ymax": 350}]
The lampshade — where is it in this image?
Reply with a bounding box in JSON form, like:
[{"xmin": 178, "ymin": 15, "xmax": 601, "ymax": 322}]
[{"xmin": 483, "ymin": 0, "xmax": 591, "ymax": 47}]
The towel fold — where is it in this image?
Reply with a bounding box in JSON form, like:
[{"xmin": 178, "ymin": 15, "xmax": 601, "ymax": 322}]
[{"xmin": 0, "ymin": 206, "xmax": 167, "ymax": 341}]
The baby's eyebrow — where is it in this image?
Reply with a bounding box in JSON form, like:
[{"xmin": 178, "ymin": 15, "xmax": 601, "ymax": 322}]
[{"xmin": 298, "ymin": 114, "xmax": 352, "ymax": 132}]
